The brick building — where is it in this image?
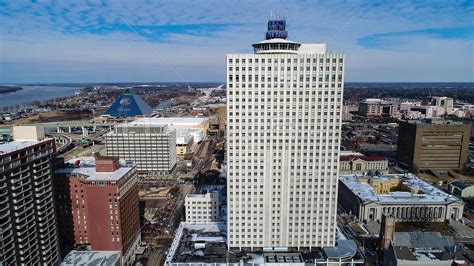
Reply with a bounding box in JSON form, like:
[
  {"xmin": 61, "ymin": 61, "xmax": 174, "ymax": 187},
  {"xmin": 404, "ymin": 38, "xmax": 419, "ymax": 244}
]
[{"xmin": 53, "ymin": 156, "xmax": 141, "ymax": 265}]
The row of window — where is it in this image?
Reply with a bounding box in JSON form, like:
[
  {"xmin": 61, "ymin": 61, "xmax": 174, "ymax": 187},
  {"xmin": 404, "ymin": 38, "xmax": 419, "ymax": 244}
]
[
  {"xmin": 228, "ymin": 58, "xmax": 343, "ymax": 64},
  {"xmin": 229, "ymin": 65, "xmax": 342, "ymax": 71}
]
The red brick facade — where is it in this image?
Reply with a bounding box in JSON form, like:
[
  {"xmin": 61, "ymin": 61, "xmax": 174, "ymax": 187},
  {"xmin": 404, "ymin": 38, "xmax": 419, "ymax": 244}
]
[{"xmin": 53, "ymin": 158, "xmax": 140, "ymax": 257}]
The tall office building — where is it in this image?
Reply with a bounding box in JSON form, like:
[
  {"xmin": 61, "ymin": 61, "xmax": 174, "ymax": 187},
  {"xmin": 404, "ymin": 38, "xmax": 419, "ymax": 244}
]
[
  {"xmin": 226, "ymin": 19, "xmax": 344, "ymax": 250},
  {"xmin": 0, "ymin": 126, "xmax": 60, "ymax": 265}
]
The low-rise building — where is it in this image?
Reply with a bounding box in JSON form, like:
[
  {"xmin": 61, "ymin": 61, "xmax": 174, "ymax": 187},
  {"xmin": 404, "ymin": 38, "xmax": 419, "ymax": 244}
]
[
  {"xmin": 448, "ymin": 180, "xmax": 474, "ymax": 198},
  {"xmin": 384, "ymin": 232, "xmax": 461, "ymax": 266},
  {"xmin": 176, "ymin": 135, "xmax": 194, "ymax": 156},
  {"xmin": 185, "ymin": 192, "xmax": 220, "ymax": 224},
  {"xmin": 339, "ymin": 174, "xmax": 464, "ymax": 222},
  {"xmin": 165, "ymin": 223, "xmax": 364, "ymax": 266},
  {"xmin": 60, "ymin": 250, "xmax": 121, "ymax": 266},
  {"xmin": 340, "ymin": 155, "xmax": 389, "ymax": 175},
  {"xmin": 53, "ymin": 157, "xmax": 141, "ymax": 265}
]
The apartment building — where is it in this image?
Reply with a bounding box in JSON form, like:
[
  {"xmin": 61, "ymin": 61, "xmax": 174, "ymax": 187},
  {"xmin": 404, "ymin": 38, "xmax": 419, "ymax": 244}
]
[{"xmin": 0, "ymin": 126, "xmax": 60, "ymax": 265}]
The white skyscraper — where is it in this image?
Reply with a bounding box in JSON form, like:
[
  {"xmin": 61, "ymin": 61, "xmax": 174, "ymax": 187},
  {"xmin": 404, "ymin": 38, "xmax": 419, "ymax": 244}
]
[{"xmin": 227, "ymin": 19, "xmax": 344, "ymax": 251}]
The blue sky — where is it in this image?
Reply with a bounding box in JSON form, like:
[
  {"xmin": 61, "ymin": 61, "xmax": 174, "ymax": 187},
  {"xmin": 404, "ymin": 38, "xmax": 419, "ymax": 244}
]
[{"xmin": 0, "ymin": 0, "xmax": 473, "ymax": 83}]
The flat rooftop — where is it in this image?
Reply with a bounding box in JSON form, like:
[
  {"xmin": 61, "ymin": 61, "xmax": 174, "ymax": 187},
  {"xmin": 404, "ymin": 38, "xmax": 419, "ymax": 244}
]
[
  {"xmin": 54, "ymin": 157, "xmax": 134, "ymax": 181},
  {"xmin": 166, "ymin": 222, "xmax": 238, "ymax": 264},
  {"xmin": 340, "ymin": 174, "xmax": 461, "ymax": 204},
  {"xmin": 166, "ymin": 222, "xmax": 363, "ymax": 265},
  {"xmin": 0, "ymin": 139, "xmax": 48, "ymax": 155},
  {"xmin": 405, "ymin": 119, "xmax": 465, "ymax": 125},
  {"xmin": 340, "ymin": 155, "xmax": 387, "ymax": 162},
  {"xmin": 124, "ymin": 117, "xmax": 208, "ymax": 127},
  {"xmin": 60, "ymin": 250, "xmax": 120, "ymax": 266}
]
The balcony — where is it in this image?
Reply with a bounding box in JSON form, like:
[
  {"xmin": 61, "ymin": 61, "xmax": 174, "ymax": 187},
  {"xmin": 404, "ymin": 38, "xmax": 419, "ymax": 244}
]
[
  {"xmin": 13, "ymin": 202, "xmax": 33, "ymax": 216},
  {"xmin": 11, "ymin": 175, "xmax": 31, "ymax": 187},
  {"xmin": 12, "ymin": 188, "xmax": 33, "ymax": 200},
  {"xmin": 14, "ymin": 211, "xmax": 31, "ymax": 224},
  {"xmin": 0, "ymin": 195, "xmax": 8, "ymax": 205},
  {"xmin": 34, "ymin": 179, "xmax": 50, "ymax": 191},
  {"xmin": 33, "ymin": 165, "xmax": 50, "ymax": 175},
  {"xmin": 10, "ymin": 167, "xmax": 30, "ymax": 178},
  {"xmin": 37, "ymin": 204, "xmax": 54, "ymax": 217},
  {"xmin": 35, "ymin": 187, "xmax": 52, "ymax": 198},
  {"xmin": 33, "ymin": 159, "xmax": 49, "ymax": 168},
  {"xmin": 0, "ymin": 223, "xmax": 12, "ymax": 235}
]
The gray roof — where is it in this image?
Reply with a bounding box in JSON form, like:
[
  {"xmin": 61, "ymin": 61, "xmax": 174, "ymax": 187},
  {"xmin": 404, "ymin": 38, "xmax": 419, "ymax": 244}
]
[
  {"xmin": 393, "ymin": 232, "xmax": 455, "ymax": 250},
  {"xmin": 60, "ymin": 250, "xmax": 120, "ymax": 266},
  {"xmin": 394, "ymin": 246, "xmax": 417, "ymax": 261},
  {"xmin": 323, "ymin": 240, "xmax": 358, "ymax": 259}
]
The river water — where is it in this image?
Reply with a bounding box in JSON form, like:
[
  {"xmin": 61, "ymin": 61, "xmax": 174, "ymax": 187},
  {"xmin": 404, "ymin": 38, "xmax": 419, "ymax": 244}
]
[{"xmin": 0, "ymin": 85, "xmax": 82, "ymax": 110}]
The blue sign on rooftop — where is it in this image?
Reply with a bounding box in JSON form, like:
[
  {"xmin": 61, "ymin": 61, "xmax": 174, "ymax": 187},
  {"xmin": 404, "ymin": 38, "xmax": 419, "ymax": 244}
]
[{"xmin": 266, "ymin": 19, "xmax": 288, "ymax": 39}]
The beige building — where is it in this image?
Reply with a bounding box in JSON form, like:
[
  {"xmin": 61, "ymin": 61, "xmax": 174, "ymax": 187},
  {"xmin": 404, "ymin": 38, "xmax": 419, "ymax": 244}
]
[
  {"xmin": 12, "ymin": 125, "xmax": 45, "ymax": 140},
  {"xmin": 218, "ymin": 104, "xmax": 227, "ymax": 132},
  {"xmin": 339, "ymin": 155, "xmax": 389, "ymax": 175},
  {"xmin": 185, "ymin": 193, "xmax": 220, "ymax": 224},
  {"xmin": 339, "ymin": 174, "xmax": 464, "ymax": 222},
  {"xmin": 176, "ymin": 135, "xmax": 194, "ymax": 156}
]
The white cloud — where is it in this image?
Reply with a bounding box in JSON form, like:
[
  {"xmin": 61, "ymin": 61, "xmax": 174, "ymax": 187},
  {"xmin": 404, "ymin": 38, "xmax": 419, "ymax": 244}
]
[{"xmin": 0, "ymin": 0, "xmax": 472, "ymax": 82}]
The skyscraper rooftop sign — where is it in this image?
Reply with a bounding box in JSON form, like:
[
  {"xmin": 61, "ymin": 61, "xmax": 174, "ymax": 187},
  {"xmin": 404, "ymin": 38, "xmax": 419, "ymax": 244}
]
[{"xmin": 266, "ymin": 19, "xmax": 288, "ymax": 39}]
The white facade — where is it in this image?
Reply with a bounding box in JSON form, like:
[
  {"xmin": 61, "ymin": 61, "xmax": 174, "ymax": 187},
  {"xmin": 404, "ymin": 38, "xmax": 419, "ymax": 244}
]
[
  {"xmin": 185, "ymin": 193, "xmax": 220, "ymax": 224},
  {"xmin": 105, "ymin": 123, "xmax": 176, "ymax": 176},
  {"xmin": 227, "ymin": 20, "xmax": 344, "ymax": 250},
  {"xmin": 131, "ymin": 117, "xmax": 209, "ymax": 143}
]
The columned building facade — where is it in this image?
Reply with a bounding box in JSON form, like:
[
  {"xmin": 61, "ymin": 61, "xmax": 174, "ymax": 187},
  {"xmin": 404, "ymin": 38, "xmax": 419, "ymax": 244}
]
[{"xmin": 339, "ymin": 174, "xmax": 464, "ymax": 223}]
